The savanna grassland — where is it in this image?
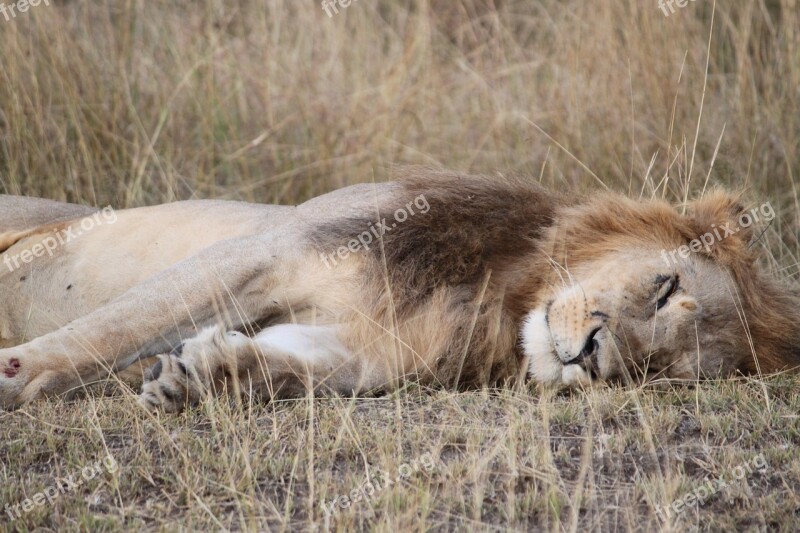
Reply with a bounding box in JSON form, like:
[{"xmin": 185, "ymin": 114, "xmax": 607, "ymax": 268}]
[{"xmin": 1, "ymin": 0, "xmax": 800, "ymax": 531}]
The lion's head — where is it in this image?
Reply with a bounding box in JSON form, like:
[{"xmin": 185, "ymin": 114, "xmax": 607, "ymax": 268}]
[{"xmin": 521, "ymin": 191, "xmax": 800, "ymax": 387}]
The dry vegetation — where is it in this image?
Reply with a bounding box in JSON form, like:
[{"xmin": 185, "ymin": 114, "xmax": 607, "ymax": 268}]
[{"xmin": 1, "ymin": 0, "xmax": 799, "ymax": 531}]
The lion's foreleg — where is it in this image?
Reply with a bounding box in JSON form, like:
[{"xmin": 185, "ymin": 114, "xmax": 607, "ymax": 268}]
[
  {"xmin": 139, "ymin": 323, "xmax": 382, "ymax": 412},
  {"xmin": 0, "ymin": 234, "xmax": 301, "ymax": 409}
]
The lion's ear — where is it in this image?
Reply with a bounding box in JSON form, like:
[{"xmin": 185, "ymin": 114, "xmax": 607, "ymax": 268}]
[{"xmin": 685, "ymin": 191, "xmax": 757, "ymax": 261}]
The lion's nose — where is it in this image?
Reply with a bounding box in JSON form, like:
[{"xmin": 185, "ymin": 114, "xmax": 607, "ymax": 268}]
[{"xmin": 564, "ymin": 326, "xmax": 601, "ymax": 366}]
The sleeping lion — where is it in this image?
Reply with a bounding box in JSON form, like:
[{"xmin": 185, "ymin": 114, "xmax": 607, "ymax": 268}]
[{"xmin": 0, "ymin": 167, "xmax": 797, "ymax": 411}]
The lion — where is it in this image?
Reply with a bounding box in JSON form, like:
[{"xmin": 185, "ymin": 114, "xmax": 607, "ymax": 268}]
[{"xmin": 0, "ymin": 167, "xmax": 797, "ymax": 411}]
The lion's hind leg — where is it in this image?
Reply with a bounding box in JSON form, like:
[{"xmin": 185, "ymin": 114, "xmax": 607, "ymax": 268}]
[
  {"xmin": 0, "ymin": 196, "xmax": 97, "ymax": 252},
  {"xmin": 139, "ymin": 324, "xmax": 381, "ymax": 412}
]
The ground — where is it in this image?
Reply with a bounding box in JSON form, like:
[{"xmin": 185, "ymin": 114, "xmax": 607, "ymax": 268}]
[
  {"xmin": 2, "ymin": 378, "xmax": 800, "ymax": 530},
  {"xmin": 1, "ymin": 0, "xmax": 799, "ymax": 531}
]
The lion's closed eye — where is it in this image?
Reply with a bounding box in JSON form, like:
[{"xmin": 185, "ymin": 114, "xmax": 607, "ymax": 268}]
[{"xmin": 655, "ymin": 274, "xmax": 679, "ymax": 310}]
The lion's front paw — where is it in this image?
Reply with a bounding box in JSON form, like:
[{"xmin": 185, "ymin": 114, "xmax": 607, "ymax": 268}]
[
  {"xmin": 138, "ymin": 327, "xmax": 237, "ymax": 413},
  {"xmin": 138, "ymin": 347, "xmax": 208, "ymax": 413}
]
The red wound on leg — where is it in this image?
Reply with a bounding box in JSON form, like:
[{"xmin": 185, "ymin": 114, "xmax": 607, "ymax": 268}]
[{"xmin": 3, "ymin": 358, "xmax": 20, "ymax": 378}]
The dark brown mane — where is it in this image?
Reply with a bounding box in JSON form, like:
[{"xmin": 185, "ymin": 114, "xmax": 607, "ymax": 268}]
[
  {"xmin": 311, "ymin": 168, "xmax": 800, "ymax": 387},
  {"xmin": 311, "ymin": 167, "xmax": 562, "ymax": 317},
  {"xmin": 309, "ymin": 168, "xmax": 564, "ymax": 388}
]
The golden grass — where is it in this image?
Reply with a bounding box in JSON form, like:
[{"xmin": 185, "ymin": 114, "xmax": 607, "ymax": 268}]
[{"xmin": 1, "ymin": 0, "xmax": 799, "ymax": 530}]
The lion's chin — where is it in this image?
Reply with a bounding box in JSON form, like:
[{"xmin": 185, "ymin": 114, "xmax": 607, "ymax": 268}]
[
  {"xmin": 520, "ymin": 309, "xmax": 562, "ymax": 385},
  {"xmin": 520, "ymin": 310, "xmax": 607, "ymax": 388}
]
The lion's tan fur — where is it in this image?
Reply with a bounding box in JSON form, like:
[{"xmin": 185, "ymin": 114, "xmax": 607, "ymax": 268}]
[{"xmin": 0, "ymin": 168, "xmax": 798, "ymax": 409}]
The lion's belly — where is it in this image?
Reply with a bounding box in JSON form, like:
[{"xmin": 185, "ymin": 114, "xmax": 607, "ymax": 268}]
[
  {"xmin": 0, "ymin": 182, "xmax": 401, "ymax": 346},
  {"xmin": 0, "ymin": 200, "xmax": 294, "ymax": 344}
]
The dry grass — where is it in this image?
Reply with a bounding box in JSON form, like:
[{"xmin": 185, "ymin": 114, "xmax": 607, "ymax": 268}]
[{"xmin": 1, "ymin": 0, "xmax": 799, "ymax": 531}]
